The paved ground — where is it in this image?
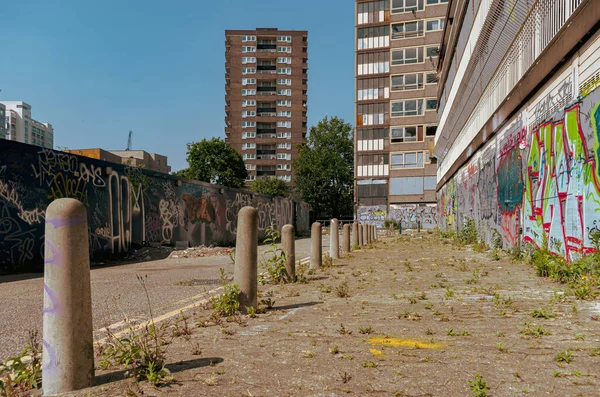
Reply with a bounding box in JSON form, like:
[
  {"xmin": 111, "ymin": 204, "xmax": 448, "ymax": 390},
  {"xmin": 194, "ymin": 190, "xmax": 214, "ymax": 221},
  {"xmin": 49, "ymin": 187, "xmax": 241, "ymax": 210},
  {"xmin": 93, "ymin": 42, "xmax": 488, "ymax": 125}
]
[{"xmin": 0, "ymin": 236, "xmax": 330, "ymax": 360}]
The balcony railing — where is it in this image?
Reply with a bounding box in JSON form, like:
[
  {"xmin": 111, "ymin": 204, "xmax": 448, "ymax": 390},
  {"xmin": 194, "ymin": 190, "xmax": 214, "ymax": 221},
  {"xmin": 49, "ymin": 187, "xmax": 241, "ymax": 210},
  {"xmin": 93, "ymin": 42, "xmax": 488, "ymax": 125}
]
[
  {"xmin": 256, "ymin": 133, "xmax": 276, "ymax": 139},
  {"xmin": 257, "ymin": 154, "xmax": 276, "ymax": 160},
  {"xmin": 257, "ymin": 170, "xmax": 277, "ymax": 176},
  {"xmin": 257, "ymin": 112, "xmax": 276, "ymax": 117},
  {"xmin": 257, "ymin": 128, "xmax": 276, "ymax": 134},
  {"xmin": 257, "ymin": 70, "xmax": 276, "ymax": 75},
  {"xmin": 257, "ymin": 150, "xmax": 276, "ymax": 155}
]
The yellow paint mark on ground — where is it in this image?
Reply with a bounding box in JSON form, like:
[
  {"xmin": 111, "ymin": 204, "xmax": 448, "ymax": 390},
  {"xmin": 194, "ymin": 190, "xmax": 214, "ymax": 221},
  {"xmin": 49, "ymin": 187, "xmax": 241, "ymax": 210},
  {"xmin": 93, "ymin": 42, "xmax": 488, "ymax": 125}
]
[
  {"xmin": 370, "ymin": 348, "xmax": 384, "ymax": 355},
  {"xmin": 369, "ymin": 337, "xmax": 445, "ymax": 350}
]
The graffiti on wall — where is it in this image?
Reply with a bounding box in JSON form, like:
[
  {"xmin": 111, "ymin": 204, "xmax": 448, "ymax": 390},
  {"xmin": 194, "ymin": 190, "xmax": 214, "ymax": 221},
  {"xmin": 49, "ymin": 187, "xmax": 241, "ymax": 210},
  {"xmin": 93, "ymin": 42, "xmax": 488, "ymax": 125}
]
[
  {"xmin": 0, "ymin": 141, "xmax": 310, "ymax": 274},
  {"xmin": 358, "ymin": 205, "xmax": 386, "ymax": 226},
  {"xmin": 388, "ymin": 204, "xmax": 438, "ymax": 229}
]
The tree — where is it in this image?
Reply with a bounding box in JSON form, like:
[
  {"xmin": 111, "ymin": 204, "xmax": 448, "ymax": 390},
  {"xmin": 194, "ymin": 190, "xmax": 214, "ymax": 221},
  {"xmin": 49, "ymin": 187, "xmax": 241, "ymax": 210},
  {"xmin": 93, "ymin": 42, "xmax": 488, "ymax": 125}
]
[
  {"xmin": 293, "ymin": 116, "xmax": 354, "ymax": 218},
  {"xmin": 178, "ymin": 138, "xmax": 248, "ymax": 188},
  {"xmin": 250, "ymin": 176, "xmax": 290, "ymax": 197}
]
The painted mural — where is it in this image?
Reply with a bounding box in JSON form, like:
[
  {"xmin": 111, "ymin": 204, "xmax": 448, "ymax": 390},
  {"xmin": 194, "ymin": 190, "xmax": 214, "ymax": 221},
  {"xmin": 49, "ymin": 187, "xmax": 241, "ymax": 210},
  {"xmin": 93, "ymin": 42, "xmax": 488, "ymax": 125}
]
[
  {"xmin": 437, "ymin": 76, "xmax": 600, "ymax": 260},
  {"xmin": 0, "ymin": 140, "xmax": 310, "ymax": 274}
]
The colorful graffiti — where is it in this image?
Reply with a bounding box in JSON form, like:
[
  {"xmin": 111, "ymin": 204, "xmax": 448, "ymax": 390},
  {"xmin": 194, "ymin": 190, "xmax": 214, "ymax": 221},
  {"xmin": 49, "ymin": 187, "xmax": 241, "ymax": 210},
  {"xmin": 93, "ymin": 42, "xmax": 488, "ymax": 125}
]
[
  {"xmin": 358, "ymin": 205, "xmax": 387, "ymax": 226},
  {"xmin": 388, "ymin": 204, "xmax": 437, "ymax": 229},
  {"xmin": 437, "ymin": 78, "xmax": 600, "ymax": 260},
  {"xmin": 0, "ymin": 140, "xmax": 310, "ymax": 274}
]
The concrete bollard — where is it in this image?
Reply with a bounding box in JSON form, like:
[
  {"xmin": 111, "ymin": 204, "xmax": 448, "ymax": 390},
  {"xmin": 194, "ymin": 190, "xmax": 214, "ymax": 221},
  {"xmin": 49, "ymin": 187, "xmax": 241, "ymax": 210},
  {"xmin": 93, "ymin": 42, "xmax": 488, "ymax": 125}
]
[
  {"xmin": 330, "ymin": 218, "xmax": 340, "ymax": 260},
  {"xmin": 363, "ymin": 223, "xmax": 369, "ymax": 245},
  {"xmin": 342, "ymin": 224, "xmax": 351, "ymax": 254},
  {"xmin": 358, "ymin": 223, "xmax": 363, "ymax": 246},
  {"xmin": 42, "ymin": 198, "xmax": 94, "ymax": 396},
  {"xmin": 352, "ymin": 222, "xmax": 359, "ymax": 248},
  {"xmin": 310, "ymin": 222, "xmax": 322, "ymax": 268},
  {"xmin": 234, "ymin": 206, "xmax": 258, "ymax": 312},
  {"xmin": 374, "ymin": 225, "xmax": 378, "ymax": 241},
  {"xmin": 281, "ymin": 224, "xmax": 295, "ymax": 282}
]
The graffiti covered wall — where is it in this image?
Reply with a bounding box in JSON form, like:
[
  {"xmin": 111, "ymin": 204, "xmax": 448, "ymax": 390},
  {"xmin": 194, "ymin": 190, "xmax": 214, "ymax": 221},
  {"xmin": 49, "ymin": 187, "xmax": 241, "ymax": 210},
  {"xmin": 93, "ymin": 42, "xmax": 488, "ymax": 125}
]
[
  {"xmin": 0, "ymin": 140, "xmax": 310, "ymax": 274},
  {"xmin": 388, "ymin": 204, "xmax": 438, "ymax": 229},
  {"xmin": 437, "ymin": 65, "xmax": 600, "ymax": 259}
]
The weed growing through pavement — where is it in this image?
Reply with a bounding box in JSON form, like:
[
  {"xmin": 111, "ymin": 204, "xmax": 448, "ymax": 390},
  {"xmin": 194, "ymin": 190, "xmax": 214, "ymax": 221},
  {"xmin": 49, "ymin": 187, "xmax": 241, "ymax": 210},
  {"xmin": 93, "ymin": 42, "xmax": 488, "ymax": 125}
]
[
  {"xmin": 531, "ymin": 307, "xmax": 553, "ymax": 319},
  {"xmin": 520, "ymin": 322, "xmax": 550, "ymax": 337},
  {"xmin": 555, "ymin": 350, "xmax": 573, "ymax": 363},
  {"xmin": 329, "ymin": 345, "xmax": 340, "ymax": 355},
  {"xmin": 0, "ymin": 330, "xmax": 42, "ymax": 394},
  {"xmin": 362, "ymin": 361, "xmax": 377, "ymax": 368},
  {"xmin": 446, "ymin": 328, "xmax": 470, "ymax": 336},
  {"xmin": 359, "ymin": 326, "xmax": 374, "ymax": 334},
  {"xmin": 340, "ymin": 372, "xmax": 352, "ymax": 383},
  {"xmin": 468, "ymin": 373, "xmax": 488, "ymax": 397},
  {"xmin": 210, "ymin": 283, "xmax": 241, "ymax": 317},
  {"xmin": 335, "ymin": 281, "xmax": 350, "ymax": 298},
  {"xmin": 259, "ymin": 225, "xmax": 291, "ymax": 284},
  {"xmin": 337, "ymin": 324, "xmax": 352, "ymax": 335}
]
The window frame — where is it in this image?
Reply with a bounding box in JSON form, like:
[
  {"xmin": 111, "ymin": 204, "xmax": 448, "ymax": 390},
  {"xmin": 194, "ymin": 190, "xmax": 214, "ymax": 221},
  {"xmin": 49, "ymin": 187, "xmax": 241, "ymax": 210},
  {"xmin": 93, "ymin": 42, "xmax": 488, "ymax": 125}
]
[
  {"xmin": 391, "ymin": 0, "xmax": 424, "ymax": 14},
  {"xmin": 390, "ymin": 73, "xmax": 424, "ymax": 91},
  {"xmin": 390, "ymin": 151, "xmax": 426, "ymax": 169},
  {"xmin": 425, "ymin": 18, "xmax": 445, "ymax": 32},
  {"xmin": 391, "ymin": 20, "xmax": 424, "ymax": 40},
  {"xmin": 390, "ymin": 126, "xmax": 421, "ymax": 143},
  {"xmin": 391, "ymin": 99, "xmax": 424, "ymax": 117},
  {"xmin": 391, "ymin": 46, "xmax": 424, "ymax": 66}
]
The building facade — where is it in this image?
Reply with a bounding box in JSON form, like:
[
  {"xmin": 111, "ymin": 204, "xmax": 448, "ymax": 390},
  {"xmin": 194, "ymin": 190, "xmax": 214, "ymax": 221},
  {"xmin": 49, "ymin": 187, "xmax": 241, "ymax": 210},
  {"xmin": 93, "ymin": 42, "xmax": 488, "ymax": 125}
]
[
  {"xmin": 1, "ymin": 101, "xmax": 54, "ymax": 148},
  {"xmin": 225, "ymin": 28, "xmax": 308, "ymax": 183},
  {"xmin": 435, "ymin": 0, "xmax": 600, "ymax": 260},
  {"xmin": 354, "ymin": 0, "xmax": 447, "ymax": 228},
  {"xmin": 0, "ymin": 104, "xmax": 6, "ymax": 140},
  {"xmin": 66, "ymin": 149, "xmax": 172, "ymax": 174}
]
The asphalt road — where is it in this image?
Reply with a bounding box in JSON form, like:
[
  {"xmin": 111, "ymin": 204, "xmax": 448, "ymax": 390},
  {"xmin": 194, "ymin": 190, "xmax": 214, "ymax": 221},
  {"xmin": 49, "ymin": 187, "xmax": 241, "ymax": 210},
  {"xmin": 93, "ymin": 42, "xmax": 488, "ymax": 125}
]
[{"xmin": 0, "ymin": 236, "xmax": 330, "ymax": 360}]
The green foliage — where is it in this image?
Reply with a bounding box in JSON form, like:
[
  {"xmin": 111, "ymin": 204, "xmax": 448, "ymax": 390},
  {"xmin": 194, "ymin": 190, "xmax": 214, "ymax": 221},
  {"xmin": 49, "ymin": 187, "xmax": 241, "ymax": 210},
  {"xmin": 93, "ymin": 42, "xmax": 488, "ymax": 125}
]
[
  {"xmin": 555, "ymin": 350, "xmax": 573, "ymax": 363},
  {"xmin": 531, "ymin": 307, "xmax": 553, "ymax": 319},
  {"xmin": 210, "ymin": 284, "xmax": 241, "ymax": 317},
  {"xmin": 469, "ymin": 373, "xmax": 489, "ymax": 397},
  {"xmin": 180, "ymin": 138, "xmax": 248, "ymax": 188},
  {"xmin": 439, "ymin": 228, "xmax": 456, "ymax": 239},
  {"xmin": 335, "ymin": 280, "xmax": 350, "ymax": 298},
  {"xmin": 0, "ymin": 331, "xmax": 42, "ymax": 393},
  {"xmin": 249, "ymin": 176, "xmax": 290, "ymax": 198},
  {"xmin": 293, "ymin": 116, "xmax": 354, "ymax": 218},
  {"xmin": 260, "ymin": 226, "xmax": 292, "ymax": 284},
  {"xmin": 459, "ymin": 218, "xmax": 478, "ymax": 245}
]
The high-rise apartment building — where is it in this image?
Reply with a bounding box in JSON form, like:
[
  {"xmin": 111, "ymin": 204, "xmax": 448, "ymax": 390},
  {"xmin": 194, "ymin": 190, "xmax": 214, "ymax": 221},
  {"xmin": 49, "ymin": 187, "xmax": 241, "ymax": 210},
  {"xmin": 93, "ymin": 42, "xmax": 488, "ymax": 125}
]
[
  {"xmin": 1, "ymin": 101, "xmax": 54, "ymax": 148},
  {"xmin": 0, "ymin": 104, "xmax": 6, "ymax": 140},
  {"xmin": 354, "ymin": 0, "xmax": 447, "ymax": 228},
  {"xmin": 225, "ymin": 28, "xmax": 308, "ymax": 183}
]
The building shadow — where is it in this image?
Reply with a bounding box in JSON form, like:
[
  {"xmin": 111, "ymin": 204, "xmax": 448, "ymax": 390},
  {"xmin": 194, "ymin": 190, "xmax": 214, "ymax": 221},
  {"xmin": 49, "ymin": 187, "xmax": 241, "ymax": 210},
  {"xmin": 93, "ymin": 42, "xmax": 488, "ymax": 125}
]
[{"xmin": 273, "ymin": 301, "xmax": 320, "ymax": 311}]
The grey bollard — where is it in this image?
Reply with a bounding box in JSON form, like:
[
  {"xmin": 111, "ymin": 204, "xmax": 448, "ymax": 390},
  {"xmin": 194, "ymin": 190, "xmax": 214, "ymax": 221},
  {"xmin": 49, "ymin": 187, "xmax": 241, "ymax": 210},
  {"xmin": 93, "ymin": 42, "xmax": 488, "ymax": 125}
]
[
  {"xmin": 352, "ymin": 222, "xmax": 359, "ymax": 248},
  {"xmin": 311, "ymin": 222, "xmax": 322, "ymax": 268},
  {"xmin": 43, "ymin": 198, "xmax": 94, "ymax": 396},
  {"xmin": 358, "ymin": 223, "xmax": 363, "ymax": 246},
  {"xmin": 342, "ymin": 224, "xmax": 351, "ymax": 254},
  {"xmin": 330, "ymin": 219, "xmax": 340, "ymax": 259},
  {"xmin": 234, "ymin": 207, "xmax": 258, "ymax": 311},
  {"xmin": 363, "ymin": 223, "xmax": 369, "ymax": 245},
  {"xmin": 281, "ymin": 224, "xmax": 296, "ymax": 282},
  {"xmin": 374, "ymin": 225, "xmax": 378, "ymax": 241}
]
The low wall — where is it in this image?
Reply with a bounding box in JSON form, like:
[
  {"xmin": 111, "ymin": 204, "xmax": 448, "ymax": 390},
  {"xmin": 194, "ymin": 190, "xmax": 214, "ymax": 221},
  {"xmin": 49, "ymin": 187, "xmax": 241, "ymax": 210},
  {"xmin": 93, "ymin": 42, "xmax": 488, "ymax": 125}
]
[{"xmin": 0, "ymin": 140, "xmax": 310, "ymax": 274}]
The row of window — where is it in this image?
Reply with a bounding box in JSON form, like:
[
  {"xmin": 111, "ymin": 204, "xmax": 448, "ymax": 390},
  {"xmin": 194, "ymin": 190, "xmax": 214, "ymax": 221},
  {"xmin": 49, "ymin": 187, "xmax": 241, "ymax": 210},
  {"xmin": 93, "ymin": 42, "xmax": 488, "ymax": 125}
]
[
  {"xmin": 357, "ymin": 125, "xmax": 437, "ymax": 143},
  {"xmin": 243, "ymin": 153, "xmax": 292, "ymax": 160},
  {"xmin": 245, "ymin": 175, "xmax": 292, "ymax": 182},
  {"xmin": 356, "ymin": 151, "xmax": 431, "ymax": 169},
  {"xmin": 241, "ymin": 89, "xmax": 293, "ymax": 96},
  {"xmin": 357, "ymin": 18, "xmax": 444, "ymax": 50},
  {"xmin": 356, "ymin": 45, "xmax": 439, "ymax": 76},
  {"xmin": 356, "ymin": 98, "xmax": 438, "ymax": 126},
  {"xmin": 357, "ymin": 72, "xmax": 437, "ymax": 100},
  {"xmin": 241, "ymin": 131, "xmax": 293, "ymax": 139},
  {"xmin": 357, "ymin": 0, "xmax": 448, "ymax": 25},
  {"xmin": 241, "ymin": 121, "xmax": 293, "ymax": 128},
  {"xmin": 242, "ymin": 78, "xmax": 291, "ymax": 86},
  {"xmin": 241, "ymin": 36, "xmax": 293, "ymax": 43},
  {"xmin": 243, "ymin": 111, "xmax": 291, "ymax": 118},
  {"xmin": 241, "ymin": 144, "xmax": 292, "ymax": 151},
  {"xmin": 241, "ymin": 99, "xmax": 292, "ymax": 107}
]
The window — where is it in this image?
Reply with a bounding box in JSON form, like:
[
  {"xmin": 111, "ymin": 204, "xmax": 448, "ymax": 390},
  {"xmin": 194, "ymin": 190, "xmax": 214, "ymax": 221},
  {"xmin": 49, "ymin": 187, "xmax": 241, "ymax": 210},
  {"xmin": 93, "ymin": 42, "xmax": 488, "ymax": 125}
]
[
  {"xmin": 277, "ymin": 46, "xmax": 292, "ymax": 53},
  {"xmin": 241, "ymin": 89, "xmax": 256, "ymax": 96},
  {"xmin": 425, "ymin": 99, "xmax": 438, "ymax": 110},
  {"xmin": 277, "ymin": 121, "xmax": 292, "ymax": 128},
  {"xmin": 277, "ymin": 153, "xmax": 292, "ymax": 160},
  {"xmin": 390, "ymin": 126, "xmax": 422, "ymax": 143},
  {"xmin": 277, "ymin": 78, "xmax": 292, "ymax": 85},
  {"xmin": 391, "ymin": 0, "xmax": 424, "ymax": 14},
  {"xmin": 426, "ymin": 18, "xmax": 445, "ymax": 32},
  {"xmin": 391, "ymin": 151, "xmax": 424, "ymax": 169},
  {"xmin": 242, "ymin": 57, "xmax": 256, "ymax": 64},
  {"xmin": 242, "ymin": 121, "xmax": 256, "ymax": 128},
  {"xmin": 242, "ymin": 132, "xmax": 256, "ymax": 139},
  {"xmin": 246, "ymin": 175, "xmax": 256, "ymax": 181},
  {"xmin": 426, "ymin": 46, "xmax": 440, "ymax": 58},
  {"xmin": 425, "ymin": 125, "xmax": 437, "ymax": 136},
  {"xmin": 242, "ymin": 46, "xmax": 256, "ymax": 53},
  {"xmin": 277, "ymin": 110, "xmax": 292, "ymax": 117},
  {"xmin": 357, "ymin": 26, "xmax": 390, "ymax": 50},
  {"xmin": 242, "ymin": 143, "xmax": 256, "ymax": 150},
  {"xmin": 392, "ymin": 21, "xmax": 424, "ymax": 40},
  {"xmin": 357, "ymin": 77, "xmax": 390, "ymax": 100},
  {"xmin": 242, "ymin": 110, "xmax": 256, "ymax": 118},
  {"xmin": 278, "ymin": 99, "xmax": 292, "ymax": 107},
  {"xmin": 242, "ymin": 67, "xmax": 256, "ymax": 75},
  {"xmin": 277, "ymin": 164, "xmax": 291, "ymax": 170},
  {"xmin": 277, "ymin": 57, "xmax": 292, "ymax": 64},
  {"xmin": 391, "ymin": 99, "xmax": 424, "ymax": 117},
  {"xmin": 391, "ymin": 47, "xmax": 423, "ymax": 65},
  {"xmin": 358, "ymin": 1, "xmax": 390, "ymax": 24},
  {"xmin": 242, "ymin": 100, "xmax": 256, "ymax": 107},
  {"xmin": 425, "ymin": 72, "xmax": 437, "ymax": 84},
  {"xmin": 243, "ymin": 154, "xmax": 256, "ymax": 160},
  {"xmin": 246, "ymin": 164, "xmax": 256, "ymax": 170},
  {"xmin": 357, "ymin": 51, "xmax": 390, "ymax": 75},
  {"xmin": 277, "ymin": 36, "xmax": 292, "ymax": 42},
  {"xmin": 356, "ymin": 155, "xmax": 389, "ymax": 177},
  {"xmin": 357, "ymin": 128, "xmax": 389, "ymax": 152},
  {"xmin": 426, "ymin": 0, "xmax": 448, "ymax": 4},
  {"xmin": 242, "ymin": 35, "xmax": 256, "ymax": 42},
  {"xmin": 277, "ymin": 68, "xmax": 292, "ymax": 75},
  {"xmin": 278, "ymin": 175, "xmax": 292, "ymax": 182},
  {"xmin": 357, "ymin": 103, "xmax": 389, "ymax": 126},
  {"xmin": 391, "ymin": 73, "xmax": 424, "ymax": 91},
  {"xmin": 242, "ymin": 78, "xmax": 256, "ymax": 86},
  {"xmin": 277, "ymin": 89, "xmax": 292, "ymax": 96},
  {"xmin": 277, "ymin": 132, "xmax": 292, "ymax": 138},
  {"xmin": 277, "ymin": 143, "xmax": 292, "ymax": 149}
]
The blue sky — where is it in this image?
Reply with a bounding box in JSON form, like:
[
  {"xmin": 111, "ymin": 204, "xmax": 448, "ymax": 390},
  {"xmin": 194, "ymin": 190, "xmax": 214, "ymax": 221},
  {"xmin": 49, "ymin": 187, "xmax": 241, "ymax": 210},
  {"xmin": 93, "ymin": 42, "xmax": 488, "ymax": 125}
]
[{"xmin": 1, "ymin": 0, "xmax": 354, "ymax": 171}]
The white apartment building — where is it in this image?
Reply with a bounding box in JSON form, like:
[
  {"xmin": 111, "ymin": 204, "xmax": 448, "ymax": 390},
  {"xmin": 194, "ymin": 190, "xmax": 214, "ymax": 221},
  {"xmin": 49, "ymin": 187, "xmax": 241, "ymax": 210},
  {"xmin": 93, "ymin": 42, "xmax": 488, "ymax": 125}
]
[{"xmin": 1, "ymin": 101, "xmax": 54, "ymax": 148}]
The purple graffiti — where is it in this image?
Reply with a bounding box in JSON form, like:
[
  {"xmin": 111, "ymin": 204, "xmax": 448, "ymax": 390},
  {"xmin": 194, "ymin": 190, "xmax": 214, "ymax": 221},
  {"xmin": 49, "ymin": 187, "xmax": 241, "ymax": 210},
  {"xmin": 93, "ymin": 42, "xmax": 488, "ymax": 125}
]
[
  {"xmin": 42, "ymin": 339, "xmax": 59, "ymax": 374},
  {"xmin": 46, "ymin": 215, "xmax": 87, "ymax": 229},
  {"xmin": 42, "ymin": 282, "xmax": 62, "ymax": 315},
  {"xmin": 44, "ymin": 240, "xmax": 63, "ymax": 266}
]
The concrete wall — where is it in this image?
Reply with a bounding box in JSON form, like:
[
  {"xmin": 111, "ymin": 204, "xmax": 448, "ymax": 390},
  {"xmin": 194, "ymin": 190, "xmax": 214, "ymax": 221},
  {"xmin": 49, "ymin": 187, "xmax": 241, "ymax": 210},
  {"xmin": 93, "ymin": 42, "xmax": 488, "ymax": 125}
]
[
  {"xmin": 0, "ymin": 140, "xmax": 310, "ymax": 274},
  {"xmin": 437, "ymin": 44, "xmax": 600, "ymax": 260}
]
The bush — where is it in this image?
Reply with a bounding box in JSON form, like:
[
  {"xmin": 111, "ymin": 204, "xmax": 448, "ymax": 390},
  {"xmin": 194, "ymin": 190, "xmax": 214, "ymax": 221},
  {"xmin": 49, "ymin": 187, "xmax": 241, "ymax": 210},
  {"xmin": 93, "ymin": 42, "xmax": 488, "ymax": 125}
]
[{"xmin": 459, "ymin": 218, "xmax": 478, "ymax": 245}]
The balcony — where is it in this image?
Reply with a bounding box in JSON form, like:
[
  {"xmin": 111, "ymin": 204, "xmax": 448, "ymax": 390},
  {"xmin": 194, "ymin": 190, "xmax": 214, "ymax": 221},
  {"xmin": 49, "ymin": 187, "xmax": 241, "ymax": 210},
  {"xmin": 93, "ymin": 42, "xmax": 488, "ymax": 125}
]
[
  {"xmin": 257, "ymin": 43, "xmax": 277, "ymax": 52},
  {"xmin": 257, "ymin": 149, "xmax": 276, "ymax": 155},
  {"xmin": 256, "ymin": 133, "xmax": 276, "ymax": 139},
  {"xmin": 257, "ymin": 128, "xmax": 276, "ymax": 135},
  {"xmin": 257, "ymin": 170, "xmax": 277, "ymax": 176},
  {"xmin": 257, "ymin": 107, "xmax": 276, "ymax": 113},
  {"xmin": 258, "ymin": 65, "xmax": 276, "ymax": 71},
  {"xmin": 257, "ymin": 154, "xmax": 276, "ymax": 160},
  {"xmin": 257, "ymin": 112, "xmax": 276, "ymax": 117}
]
